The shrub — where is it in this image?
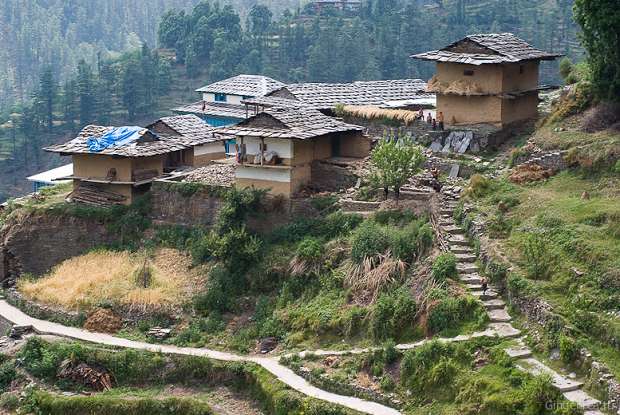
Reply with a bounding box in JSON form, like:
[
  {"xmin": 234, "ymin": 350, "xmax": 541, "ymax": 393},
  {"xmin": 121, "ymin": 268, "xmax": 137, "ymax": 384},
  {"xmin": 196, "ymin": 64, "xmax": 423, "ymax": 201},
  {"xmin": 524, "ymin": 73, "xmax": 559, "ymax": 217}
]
[
  {"xmin": 369, "ymin": 287, "xmax": 417, "ymax": 341},
  {"xmin": 389, "ymin": 220, "xmax": 433, "ymax": 262},
  {"xmin": 521, "ymin": 374, "xmax": 562, "ymax": 415},
  {"xmin": 350, "ymin": 221, "xmax": 390, "ymax": 263},
  {"xmin": 559, "ymin": 334, "xmax": 580, "ymax": 364},
  {"xmin": 427, "ymin": 294, "xmax": 486, "ymax": 334},
  {"xmin": 521, "ymin": 232, "xmax": 554, "ymax": 280},
  {"xmin": 296, "ymin": 238, "xmax": 323, "ymax": 261},
  {"xmin": 0, "ymin": 361, "xmax": 16, "ymax": 392},
  {"xmin": 431, "ymin": 253, "xmax": 458, "ymax": 282},
  {"xmin": 216, "ymin": 187, "xmax": 266, "ymax": 232},
  {"xmin": 486, "ymin": 261, "xmax": 509, "ymax": 285},
  {"xmin": 466, "ymin": 174, "xmax": 492, "ymax": 199}
]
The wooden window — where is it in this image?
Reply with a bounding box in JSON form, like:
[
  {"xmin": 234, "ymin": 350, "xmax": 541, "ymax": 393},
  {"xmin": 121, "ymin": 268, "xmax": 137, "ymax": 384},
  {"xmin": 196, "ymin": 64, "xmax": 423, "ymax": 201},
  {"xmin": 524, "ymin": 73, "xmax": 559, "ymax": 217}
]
[
  {"xmin": 464, "ymin": 70, "xmax": 474, "ymax": 76},
  {"xmin": 214, "ymin": 93, "xmax": 227, "ymax": 102}
]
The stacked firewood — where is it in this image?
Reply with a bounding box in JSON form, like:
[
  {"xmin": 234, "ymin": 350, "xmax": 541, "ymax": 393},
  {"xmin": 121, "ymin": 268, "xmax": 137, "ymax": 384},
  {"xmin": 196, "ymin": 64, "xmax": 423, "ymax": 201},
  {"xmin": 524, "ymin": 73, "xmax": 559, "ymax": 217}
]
[
  {"xmin": 58, "ymin": 359, "xmax": 115, "ymax": 391},
  {"xmin": 69, "ymin": 184, "xmax": 127, "ymax": 206}
]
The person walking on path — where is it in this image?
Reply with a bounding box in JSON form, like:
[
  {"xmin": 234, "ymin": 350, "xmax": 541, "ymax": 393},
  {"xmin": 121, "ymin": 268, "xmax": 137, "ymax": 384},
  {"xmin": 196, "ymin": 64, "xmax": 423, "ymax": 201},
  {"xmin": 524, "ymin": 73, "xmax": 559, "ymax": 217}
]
[{"xmin": 481, "ymin": 277, "xmax": 488, "ymax": 295}]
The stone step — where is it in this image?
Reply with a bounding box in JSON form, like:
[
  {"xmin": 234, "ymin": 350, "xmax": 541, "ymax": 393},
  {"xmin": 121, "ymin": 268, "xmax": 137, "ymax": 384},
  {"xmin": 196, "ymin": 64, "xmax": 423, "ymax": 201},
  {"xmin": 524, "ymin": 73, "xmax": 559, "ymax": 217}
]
[
  {"xmin": 461, "ymin": 273, "xmax": 483, "ymax": 284},
  {"xmin": 472, "ymin": 290, "xmax": 499, "ymax": 301},
  {"xmin": 488, "ymin": 308, "xmax": 512, "ymax": 323},
  {"xmin": 455, "ymin": 253, "xmax": 476, "ymax": 263},
  {"xmin": 439, "ymin": 218, "xmax": 455, "ymax": 226},
  {"xmin": 440, "ymin": 208, "xmax": 454, "ymax": 215},
  {"xmin": 505, "ymin": 345, "xmax": 533, "ymax": 359},
  {"xmin": 450, "ymin": 245, "xmax": 473, "ymax": 254},
  {"xmin": 488, "ymin": 323, "xmax": 521, "ymax": 338},
  {"xmin": 518, "ymin": 358, "xmax": 583, "ymax": 392},
  {"xmin": 563, "ymin": 390, "xmax": 601, "ymax": 410},
  {"xmin": 483, "ymin": 299, "xmax": 506, "ymax": 310},
  {"xmin": 457, "ymin": 263, "xmax": 479, "ymax": 274},
  {"xmin": 442, "ymin": 225, "xmax": 464, "ymax": 235},
  {"xmin": 466, "ymin": 284, "xmax": 483, "ymax": 291},
  {"xmin": 449, "ymin": 235, "xmax": 470, "ymax": 246}
]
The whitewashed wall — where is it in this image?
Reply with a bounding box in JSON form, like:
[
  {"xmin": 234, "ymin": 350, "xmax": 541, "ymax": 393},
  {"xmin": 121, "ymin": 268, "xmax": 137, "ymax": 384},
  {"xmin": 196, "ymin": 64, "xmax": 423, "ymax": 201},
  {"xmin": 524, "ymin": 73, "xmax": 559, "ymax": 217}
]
[
  {"xmin": 242, "ymin": 136, "xmax": 293, "ymax": 159},
  {"xmin": 194, "ymin": 142, "xmax": 225, "ymax": 155},
  {"xmin": 202, "ymin": 92, "xmax": 245, "ymax": 105},
  {"xmin": 236, "ymin": 166, "xmax": 291, "ymax": 183}
]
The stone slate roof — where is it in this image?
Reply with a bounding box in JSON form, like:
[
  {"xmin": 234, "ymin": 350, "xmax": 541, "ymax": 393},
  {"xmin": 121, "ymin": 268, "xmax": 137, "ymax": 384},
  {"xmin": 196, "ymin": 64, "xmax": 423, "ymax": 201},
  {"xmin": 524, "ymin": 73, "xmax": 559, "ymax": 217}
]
[
  {"xmin": 45, "ymin": 116, "xmax": 221, "ymax": 158},
  {"xmin": 215, "ymin": 106, "xmax": 363, "ymax": 140},
  {"xmin": 196, "ymin": 74, "xmax": 285, "ymax": 97},
  {"xmin": 151, "ymin": 115, "xmax": 220, "ymax": 145},
  {"xmin": 412, "ymin": 33, "xmax": 561, "ymax": 65},
  {"xmin": 173, "ymin": 101, "xmax": 248, "ymax": 121},
  {"xmin": 278, "ymin": 79, "xmax": 431, "ymax": 110}
]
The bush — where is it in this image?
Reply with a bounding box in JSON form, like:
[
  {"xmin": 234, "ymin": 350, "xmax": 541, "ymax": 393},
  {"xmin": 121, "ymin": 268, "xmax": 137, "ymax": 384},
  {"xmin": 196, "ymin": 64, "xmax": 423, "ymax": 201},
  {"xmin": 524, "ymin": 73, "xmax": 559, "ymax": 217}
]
[
  {"xmin": 350, "ymin": 221, "xmax": 390, "ymax": 263},
  {"xmin": 521, "ymin": 232, "xmax": 554, "ymax": 280},
  {"xmin": 466, "ymin": 175, "xmax": 492, "ymax": 199},
  {"xmin": 559, "ymin": 335, "xmax": 580, "ymax": 364},
  {"xmin": 270, "ymin": 212, "xmax": 363, "ymax": 243},
  {"xmin": 0, "ymin": 361, "xmax": 16, "ymax": 392},
  {"xmin": 389, "ymin": 220, "xmax": 433, "ymax": 262},
  {"xmin": 431, "ymin": 253, "xmax": 458, "ymax": 282},
  {"xmin": 369, "ymin": 287, "xmax": 417, "ymax": 341},
  {"xmin": 400, "ymin": 340, "xmax": 467, "ymax": 397},
  {"xmin": 521, "ymin": 374, "xmax": 562, "ymax": 415},
  {"xmin": 427, "ymin": 294, "xmax": 486, "ymax": 334},
  {"xmin": 296, "ymin": 238, "xmax": 324, "ymax": 261}
]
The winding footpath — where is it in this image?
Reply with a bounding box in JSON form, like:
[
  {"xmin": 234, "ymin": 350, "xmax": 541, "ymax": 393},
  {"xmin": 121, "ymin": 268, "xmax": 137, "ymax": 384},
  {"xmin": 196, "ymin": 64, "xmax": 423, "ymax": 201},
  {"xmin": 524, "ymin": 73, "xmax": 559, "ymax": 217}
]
[{"xmin": 0, "ymin": 298, "xmax": 521, "ymax": 415}]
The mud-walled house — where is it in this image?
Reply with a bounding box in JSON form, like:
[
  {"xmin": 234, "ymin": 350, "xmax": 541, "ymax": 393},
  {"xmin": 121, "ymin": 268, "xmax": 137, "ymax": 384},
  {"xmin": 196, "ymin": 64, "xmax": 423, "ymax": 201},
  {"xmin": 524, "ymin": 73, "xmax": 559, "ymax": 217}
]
[
  {"xmin": 44, "ymin": 115, "xmax": 221, "ymax": 205},
  {"xmin": 215, "ymin": 105, "xmax": 369, "ymax": 197},
  {"xmin": 412, "ymin": 33, "xmax": 560, "ymax": 127}
]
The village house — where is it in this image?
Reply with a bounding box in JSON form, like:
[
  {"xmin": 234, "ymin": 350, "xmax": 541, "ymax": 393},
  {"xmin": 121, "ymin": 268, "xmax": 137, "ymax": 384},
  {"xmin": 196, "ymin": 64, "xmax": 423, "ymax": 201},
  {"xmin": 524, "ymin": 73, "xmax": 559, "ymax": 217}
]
[
  {"xmin": 174, "ymin": 74, "xmax": 285, "ymax": 127},
  {"xmin": 412, "ymin": 33, "xmax": 561, "ymax": 127},
  {"xmin": 312, "ymin": 0, "xmax": 362, "ymax": 13},
  {"xmin": 214, "ymin": 105, "xmax": 369, "ymax": 197},
  {"xmin": 44, "ymin": 115, "xmax": 220, "ymax": 205},
  {"xmin": 264, "ymin": 79, "xmax": 431, "ymax": 114}
]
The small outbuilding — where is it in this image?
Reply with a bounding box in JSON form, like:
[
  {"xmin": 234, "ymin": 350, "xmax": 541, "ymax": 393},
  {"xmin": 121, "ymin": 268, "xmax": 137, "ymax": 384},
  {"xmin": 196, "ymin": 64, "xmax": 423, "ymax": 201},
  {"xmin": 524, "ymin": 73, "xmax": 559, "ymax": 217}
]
[
  {"xmin": 44, "ymin": 115, "xmax": 222, "ymax": 205},
  {"xmin": 412, "ymin": 33, "xmax": 561, "ymax": 127}
]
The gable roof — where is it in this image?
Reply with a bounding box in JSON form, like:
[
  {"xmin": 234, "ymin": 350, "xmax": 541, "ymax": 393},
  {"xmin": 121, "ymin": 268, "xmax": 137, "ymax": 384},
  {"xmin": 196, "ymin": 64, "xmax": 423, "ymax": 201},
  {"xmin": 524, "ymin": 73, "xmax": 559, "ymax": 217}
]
[
  {"xmin": 45, "ymin": 116, "xmax": 221, "ymax": 158},
  {"xmin": 412, "ymin": 33, "xmax": 561, "ymax": 65},
  {"xmin": 150, "ymin": 114, "xmax": 219, "ymax": 145},
  {"xmin": 215, "ymin": 105, "xmax": 364, "ymax": 140},
  {"xmin": 273, "ymin": 79, "xmax": 431, "ymax": 110},
  {"xmin": 196, "ymin": 74, "xmax": 286, "ymax": 97}
]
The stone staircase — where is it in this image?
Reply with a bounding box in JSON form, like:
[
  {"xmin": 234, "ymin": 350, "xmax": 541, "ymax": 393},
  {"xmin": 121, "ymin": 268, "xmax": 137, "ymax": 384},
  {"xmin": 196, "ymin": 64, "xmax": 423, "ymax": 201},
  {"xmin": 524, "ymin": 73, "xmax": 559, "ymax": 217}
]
[{"xmin": 437, "ymin": 190, "xmax": 605, "ymax": 414}]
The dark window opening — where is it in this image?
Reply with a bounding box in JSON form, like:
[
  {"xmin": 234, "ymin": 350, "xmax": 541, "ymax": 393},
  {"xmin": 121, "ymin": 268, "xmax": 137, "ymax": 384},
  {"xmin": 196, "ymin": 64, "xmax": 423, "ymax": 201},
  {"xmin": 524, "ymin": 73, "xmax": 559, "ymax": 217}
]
[
  {"xmin": 214, "ymin": 93, "xmax": 227, "ymax": 102},
  {"xmin": 464, "ymin": 70, "xmax": 474, "ymax": 76},
  {"xmin": 519, "ymin": 65, "xmax": 525, "ymax": 74}
]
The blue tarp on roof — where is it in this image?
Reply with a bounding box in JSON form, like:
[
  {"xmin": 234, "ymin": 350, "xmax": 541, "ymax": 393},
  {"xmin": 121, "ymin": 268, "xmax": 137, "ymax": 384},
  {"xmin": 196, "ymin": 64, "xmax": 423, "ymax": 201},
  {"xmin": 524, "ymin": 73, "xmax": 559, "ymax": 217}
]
[{"xmin": 87, "ymin": 126, "xmax": 145, "ymax": 153}]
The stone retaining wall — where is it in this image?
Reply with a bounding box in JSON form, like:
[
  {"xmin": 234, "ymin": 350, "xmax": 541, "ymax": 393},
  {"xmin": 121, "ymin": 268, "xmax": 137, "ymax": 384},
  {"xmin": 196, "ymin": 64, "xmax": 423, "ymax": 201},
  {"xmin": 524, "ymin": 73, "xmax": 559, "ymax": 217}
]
[
  {"xmin": 5, "ymin": 288, "xmax": 85, "ymax": 327},
  {"xmin": 0, "ymin": 211, "xmax": 117, "ymax": 284}
]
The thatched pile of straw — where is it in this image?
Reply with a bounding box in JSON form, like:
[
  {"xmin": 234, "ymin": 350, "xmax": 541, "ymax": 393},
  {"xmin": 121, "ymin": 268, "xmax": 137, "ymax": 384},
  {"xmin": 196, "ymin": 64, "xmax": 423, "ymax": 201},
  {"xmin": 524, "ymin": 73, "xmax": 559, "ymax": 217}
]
[
  {"xmin": 427, "ymin": 75, "xmax": 484, "ymax": 96},
  {"xmin": 342, "ymin": 105, "xmax": 420, "ymax": 125}
]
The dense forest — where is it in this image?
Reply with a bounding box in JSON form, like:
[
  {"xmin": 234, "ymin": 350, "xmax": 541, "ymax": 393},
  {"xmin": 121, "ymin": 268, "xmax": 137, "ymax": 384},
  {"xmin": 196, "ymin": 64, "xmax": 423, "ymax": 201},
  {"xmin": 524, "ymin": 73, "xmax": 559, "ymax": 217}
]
[{"xmin": 0, "ymin": 0, "xmax": 582, "ymax": 202}]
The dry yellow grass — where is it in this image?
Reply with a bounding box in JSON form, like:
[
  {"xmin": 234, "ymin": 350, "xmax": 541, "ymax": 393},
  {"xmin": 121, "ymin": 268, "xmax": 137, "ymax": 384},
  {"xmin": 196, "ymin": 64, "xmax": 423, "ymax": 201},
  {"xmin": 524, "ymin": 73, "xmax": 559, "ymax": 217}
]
[
  {"xmin": 19, "ymin": 248, "xmax": 206, "ymax": 313},
  {"xmin": 342, "ymin": 105, "xmax": 419, "ymax": 125}
]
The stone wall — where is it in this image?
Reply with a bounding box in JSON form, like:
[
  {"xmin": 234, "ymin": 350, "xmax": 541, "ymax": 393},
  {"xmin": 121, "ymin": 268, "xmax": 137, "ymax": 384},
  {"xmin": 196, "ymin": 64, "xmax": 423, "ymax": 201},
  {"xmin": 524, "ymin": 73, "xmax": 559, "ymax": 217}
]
[
  {"xmin": 311, "ymin": 160, "xmax": 359, "ymax": 192},
  {"xmin": 0, "ymin": 211, "xmax": 117, "ymax": 284},
  {"xmin": 149, "ymin": 182, "xmax": 224, "ymax": 227},
  {"xmin": 516, "ymin": 150, "xmax": 569, "ymax": 172}
]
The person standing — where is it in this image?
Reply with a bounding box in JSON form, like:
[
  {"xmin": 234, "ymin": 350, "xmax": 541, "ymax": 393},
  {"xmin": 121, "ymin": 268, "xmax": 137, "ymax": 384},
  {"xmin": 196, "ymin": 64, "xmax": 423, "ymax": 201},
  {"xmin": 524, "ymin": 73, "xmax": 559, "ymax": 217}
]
[{"xmin": 437, "ymin": 111, "xmax": 445, "ymax": 130}]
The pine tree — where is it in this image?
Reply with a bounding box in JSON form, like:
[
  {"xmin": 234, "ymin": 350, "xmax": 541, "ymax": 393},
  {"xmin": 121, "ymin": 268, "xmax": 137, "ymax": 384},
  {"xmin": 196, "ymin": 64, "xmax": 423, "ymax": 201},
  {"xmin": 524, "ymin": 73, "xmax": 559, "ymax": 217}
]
[
  {"xmin": 61, "ymin": 79, "xmax": 78, "ymax": 132},
  {"xmin": 77, "ymin": 60, "xmax": 95, "ymax": 127},
  {"xmin": 36, "ymin": 67, "xmax": 56, "ymax": 132}
]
